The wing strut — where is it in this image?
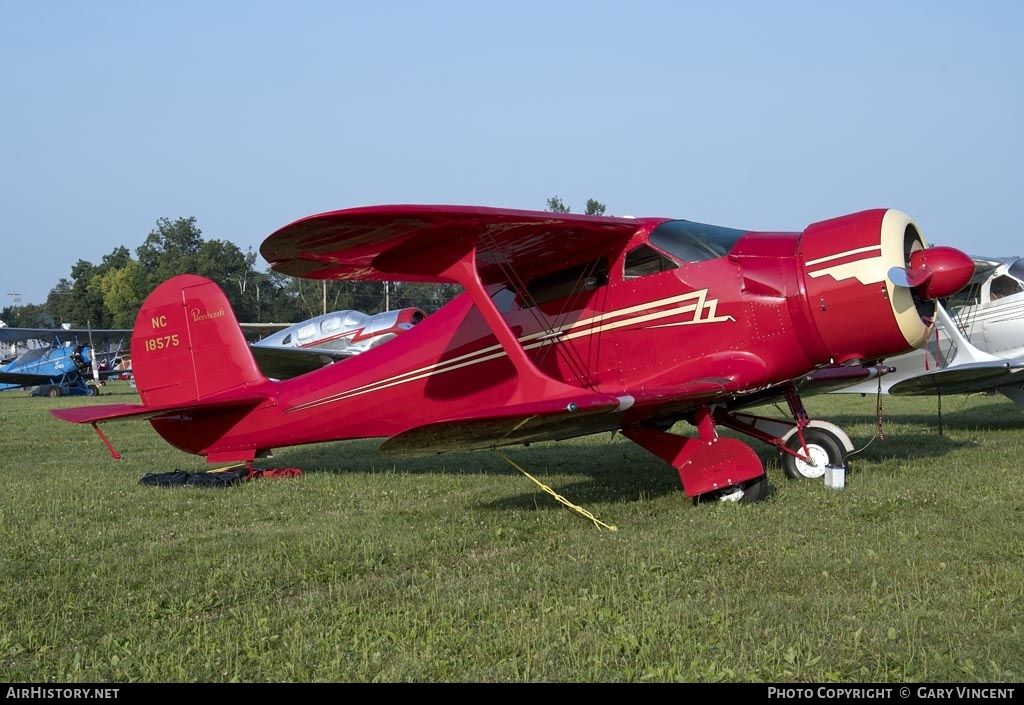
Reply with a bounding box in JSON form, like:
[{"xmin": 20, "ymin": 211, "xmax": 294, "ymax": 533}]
[{"xmin": 432, "ymin": 237, "xmax": 598, "ymax": 404}]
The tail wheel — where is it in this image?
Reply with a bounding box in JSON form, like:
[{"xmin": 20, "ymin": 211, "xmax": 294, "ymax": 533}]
[{"xmin": 782, "ymin": 427, "xmax": 848, "ymax": 480}]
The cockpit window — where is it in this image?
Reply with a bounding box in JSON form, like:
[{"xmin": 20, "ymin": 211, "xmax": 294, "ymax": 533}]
[
  {"xmin": 648, "ymin": 220, "xmax": 745, "ymax": 263},
  {"xmin": 624, "ymin": 245, "xmax": 678, "ymax": 278},
  {"xmin": 525, "ymin": 257, "xmax": 608, "ymax": 306},
  {"xmin": 491, "ymin": 286, "xmax": 518, "ymax": 313},
  {"xmin": 1007, "ymin": 259, "xmax": 1024, "ymax": 284}
]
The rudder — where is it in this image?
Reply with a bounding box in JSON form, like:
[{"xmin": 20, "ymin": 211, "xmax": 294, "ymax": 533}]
[{"xmin": 132, "ymin": 274, "xmax": 267, "ymax": 407}]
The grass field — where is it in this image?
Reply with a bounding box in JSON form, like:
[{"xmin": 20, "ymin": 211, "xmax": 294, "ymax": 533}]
[{"xmin": 1, "ymin": 381, "xmax": 1021, "ymax": 682}]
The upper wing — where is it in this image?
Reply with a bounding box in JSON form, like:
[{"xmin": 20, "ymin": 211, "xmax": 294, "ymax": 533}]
[
  {"xmin": 260, "ymin": 204, "xmax": 645, "ymax": 285},
  {"xmin": 239, "ymin": 322, "xmax": 295, "ymax": 339},
  {"xmin": 961, "ymin": 256, "xmax": 1010, "ymax": 287},
  {"xmin": 0, "ymin": 328, "xmax": 55, "ymax": 345},
  {"xmin": 0, "ymin": 327, "xmax": 131, "ymax": 343},
  {"xmin": 52, "ymin": 327, "xmax": 132, "ymax": 340}
]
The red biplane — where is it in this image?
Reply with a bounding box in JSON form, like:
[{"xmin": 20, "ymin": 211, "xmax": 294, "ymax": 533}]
[{"xmin": 51, "ymin": 205, "xmax": 974, "ymax": 503}]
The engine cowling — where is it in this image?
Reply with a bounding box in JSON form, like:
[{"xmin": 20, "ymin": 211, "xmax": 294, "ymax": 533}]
[{"xmin": 799, "ymin": 209, "xmax": 973, "ymax": 364}]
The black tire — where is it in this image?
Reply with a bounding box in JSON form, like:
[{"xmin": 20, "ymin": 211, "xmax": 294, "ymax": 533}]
[
  {"xmin": 86, "ymin": 383, "xmax": 100, "ymax": 396},
  {"xmin": 47, "ymin": 385, "xmax": 62, "ymax": 398},
  {"xmin": 735, "ymin": 474, "xmax": 769, "ymax": 503},
  {"xmin": 782, "ymin": 427, "xmax": 847, "ymax": 480},
  {"xmin": 697, "ymin": 473, "xmax": 769, "ymax": 505}
]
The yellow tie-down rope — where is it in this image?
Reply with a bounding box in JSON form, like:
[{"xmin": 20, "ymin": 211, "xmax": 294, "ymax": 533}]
[{"xmin": 496, "ymin": 451, "xmax": 617, "ymax": 532}]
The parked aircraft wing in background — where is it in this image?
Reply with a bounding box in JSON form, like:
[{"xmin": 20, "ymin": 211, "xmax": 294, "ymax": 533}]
[{"xmin": 835, "ymin": 256, "xmax": 1024, "ymax": 407}]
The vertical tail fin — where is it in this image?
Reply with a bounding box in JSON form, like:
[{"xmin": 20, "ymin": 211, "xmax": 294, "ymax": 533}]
[{"xmin": 131, "ymin": 274, "xmax": 267, "ymax": 407}]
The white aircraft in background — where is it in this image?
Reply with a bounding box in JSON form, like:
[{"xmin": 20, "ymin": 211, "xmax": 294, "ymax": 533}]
[
  {"xmin": 245, "ymin": 306, "xmax": 426, "ymax": 379},
  {"xmin": 838, "ymin": 256, "xmax": 1024, "ymax": 407}
]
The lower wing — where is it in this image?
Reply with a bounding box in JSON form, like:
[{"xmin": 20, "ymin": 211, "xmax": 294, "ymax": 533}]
[
  {"xmin": 887, "ymin": 361, "xmax": 1024, "ymax": 396},
  {"xmin": 0, "ymin": 371, "xmax": 56, "ymax": 387}
]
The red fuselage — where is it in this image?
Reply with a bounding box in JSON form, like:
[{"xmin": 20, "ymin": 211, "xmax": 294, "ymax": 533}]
[{"xmin": 142, "ymin": 209, "xmax": 961, "ymax": 461}]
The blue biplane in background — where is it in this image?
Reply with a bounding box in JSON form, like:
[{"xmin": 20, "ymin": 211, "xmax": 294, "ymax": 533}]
[
  {"xmin": 0, "ymin": 326, "xmax": 131, "ymax": 397},
  {"xmin": 0, "ymin": 299, "xmax": 425, "ymax": 397}
]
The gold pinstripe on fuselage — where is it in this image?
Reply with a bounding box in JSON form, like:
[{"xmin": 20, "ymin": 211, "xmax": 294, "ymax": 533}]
[{"xmin": 284, "ymin": 288, "xmax": 734, "ymax": 413}]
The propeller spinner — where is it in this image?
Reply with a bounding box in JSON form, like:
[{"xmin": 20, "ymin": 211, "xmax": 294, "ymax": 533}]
[{"xmin": 887, "ymin": 245, "xmax": 975, "ymax": 301}]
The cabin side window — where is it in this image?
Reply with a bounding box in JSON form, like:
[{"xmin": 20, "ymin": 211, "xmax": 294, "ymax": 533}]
[
  {"xmin": 525, "ymin": 257, "xmax": 609, "ymax": 306},
  {"xmin": 624, "ymin": 244, "xmax": 678, "ymax": 278},
  {"xmin": 490, "ymin": 286, "xmax": 519, "ymax": 313}
]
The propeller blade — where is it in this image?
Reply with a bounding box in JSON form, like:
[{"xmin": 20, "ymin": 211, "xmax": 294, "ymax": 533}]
[{"xmin": 887, "ymin": 266, "xmax": 931, "ymax": 289}]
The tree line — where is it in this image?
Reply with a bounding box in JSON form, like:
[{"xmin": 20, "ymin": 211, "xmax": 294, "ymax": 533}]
[{"xmin": 1, "ymin": 198, "xmax": 605, "ymax": 329}]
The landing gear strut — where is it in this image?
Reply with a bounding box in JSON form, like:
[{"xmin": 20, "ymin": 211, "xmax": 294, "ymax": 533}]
[
  {"xmin": 622, "ymin": 384, "xmax": 855, "ymax": 505},
  {"xmin": 715, "ymin": 385, "xmax": 854, "ymax": 483},
  {"xmin": 622, "ymin": 406, "xmax": 769, "ymax": 505}
]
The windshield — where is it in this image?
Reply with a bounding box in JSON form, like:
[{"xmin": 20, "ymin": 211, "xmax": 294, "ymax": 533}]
[
  {"xmin": 1008, "ymin": 258, "xmax": 1024, "ymax": 283},
  {"xmin": 648, "ymin": 220, "xmax": 745, "ymax": 263}
]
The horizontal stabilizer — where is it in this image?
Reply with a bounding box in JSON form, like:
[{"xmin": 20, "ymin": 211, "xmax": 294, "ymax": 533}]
[{"xmin": 50, "ymin": 394, "xmax": 269, "ymax": 425}]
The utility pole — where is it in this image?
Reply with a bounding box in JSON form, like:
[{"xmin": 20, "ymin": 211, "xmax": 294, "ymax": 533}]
[{"xmin": 6, "ymin": 291, "xmax": 21, "ymax": 307}]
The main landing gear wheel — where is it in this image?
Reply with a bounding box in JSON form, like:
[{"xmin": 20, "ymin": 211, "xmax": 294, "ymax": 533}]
[
  {"xmin": 701, "ymin": 474, "xmax": 769, "ymax": 505},
  {"xmin": 782, "ymin": 427, "xmax": 848, "ymax": 480},
  {"xmin": 47, "ymin": 385, "xmax": 62, "ymax": 398}
]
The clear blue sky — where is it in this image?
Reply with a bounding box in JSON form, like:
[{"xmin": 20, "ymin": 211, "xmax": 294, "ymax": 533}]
[{"xmin": 2, "ymin": 1, "xmax": 1021, "ymax": 307}]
